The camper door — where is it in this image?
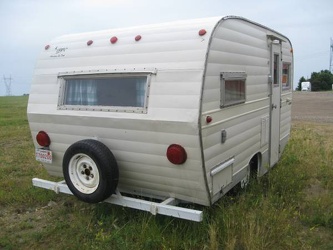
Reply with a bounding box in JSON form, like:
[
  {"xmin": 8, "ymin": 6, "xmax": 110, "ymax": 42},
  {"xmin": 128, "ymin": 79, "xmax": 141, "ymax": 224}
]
[{"xmin": 270, "ymin": 41, "xmax": 282, "ymax": 167}]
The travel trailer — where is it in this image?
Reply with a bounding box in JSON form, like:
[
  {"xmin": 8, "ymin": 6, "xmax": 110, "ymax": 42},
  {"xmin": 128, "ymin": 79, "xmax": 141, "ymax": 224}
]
[{"xmin": 28, "ymin": 16, "xmax": 293, "ymax": 222}]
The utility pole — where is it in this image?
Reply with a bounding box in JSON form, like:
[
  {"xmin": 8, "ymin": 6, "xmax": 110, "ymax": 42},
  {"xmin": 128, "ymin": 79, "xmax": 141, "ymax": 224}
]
[
  {"xmin": 3, "ymin": 75, "xmax": 12, "ymax": 96},
  {"xmin": 330, "ymin": 38, "xmax": 333, "ymax": 73}
]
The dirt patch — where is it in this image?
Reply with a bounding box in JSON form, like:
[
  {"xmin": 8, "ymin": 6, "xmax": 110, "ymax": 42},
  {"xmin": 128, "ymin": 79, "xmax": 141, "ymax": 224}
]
[
  {"xmin": 292, "ymin": 91, "xmax": 333, "ymax": 124},
  {"xmin": 303, "ymin": 179, "xmax": 330, "ymax": 201}
]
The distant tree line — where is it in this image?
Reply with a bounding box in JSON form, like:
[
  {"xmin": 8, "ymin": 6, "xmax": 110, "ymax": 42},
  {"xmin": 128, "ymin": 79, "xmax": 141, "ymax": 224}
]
[{"xmin": 297, "ymin": 70, "xmax": 333, "ymax": 91}]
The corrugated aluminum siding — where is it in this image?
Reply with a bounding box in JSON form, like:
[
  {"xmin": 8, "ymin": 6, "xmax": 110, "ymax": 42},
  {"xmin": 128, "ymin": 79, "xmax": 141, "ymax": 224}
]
[
  {"xmin": 28, "ymin": 17, "xmax": 222, "ymax": 206},
  {"xmin": 201, "ymin": 17, "xmax": 293, "ymax": 202}
]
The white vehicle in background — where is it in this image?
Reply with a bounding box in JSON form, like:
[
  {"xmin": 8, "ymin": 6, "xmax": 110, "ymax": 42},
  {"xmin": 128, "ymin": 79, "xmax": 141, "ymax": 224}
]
[
  {"xmin": 27, "ymin": 16, "xmax": 293, "ymax": 222},
  {"xmin": 301, "ymin": 81, "xmax": 311, "ymax": 91}
]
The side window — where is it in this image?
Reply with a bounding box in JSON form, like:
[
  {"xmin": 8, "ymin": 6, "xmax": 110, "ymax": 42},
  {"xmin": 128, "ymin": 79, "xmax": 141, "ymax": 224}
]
[
  {"xmin": 220, "ymin": 72, "xmax": 246, "ymax": 107},
  {"xmin": 273, "ymin": 54, "xmax": 280, "ymax": 86},
  {"xmin": 58, "ymin": 74, "xmax": 149, "ymax": 113},
  {"xmin": 282, "ymin": 63, "xmax": 291, "ymax": 90}
]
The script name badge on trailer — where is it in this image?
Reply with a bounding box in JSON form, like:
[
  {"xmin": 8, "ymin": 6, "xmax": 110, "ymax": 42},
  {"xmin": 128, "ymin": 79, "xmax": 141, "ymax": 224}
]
[{"xmin": 35, "ymin": 148, "xmax": 53, "ymax": 164}]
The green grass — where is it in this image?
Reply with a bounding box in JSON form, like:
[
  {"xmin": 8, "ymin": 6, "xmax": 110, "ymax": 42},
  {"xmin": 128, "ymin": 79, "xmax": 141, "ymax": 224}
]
[
  {"xmin": 1, "ymin": 96, "xmax": 333, "ymax": 249},
  {"xmin": 0, "ymin": 96, "xmax": 57, "ymax": 208}
]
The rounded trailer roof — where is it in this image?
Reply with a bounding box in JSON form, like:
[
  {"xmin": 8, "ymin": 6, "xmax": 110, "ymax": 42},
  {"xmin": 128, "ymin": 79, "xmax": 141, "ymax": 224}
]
[{"xmin": 40, "ymin": 17, "xmax": 224, "ymax": 72}]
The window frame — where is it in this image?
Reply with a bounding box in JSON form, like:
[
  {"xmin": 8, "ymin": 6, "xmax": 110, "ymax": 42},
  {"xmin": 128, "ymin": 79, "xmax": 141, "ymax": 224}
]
[
  {"xmin": 220, "ymin": 72, "xmax": 247, "ymax": 108},
  {"xmin": 57, "ymin": 73, "xmax": 151, "ymax": 113},
  {"xmin": 282, "ymin": 62, "xmax": 291, "ymax": 91},
  {"xmin": 273, "ymin": 53, "xmax": 280, "ymax": 87}
]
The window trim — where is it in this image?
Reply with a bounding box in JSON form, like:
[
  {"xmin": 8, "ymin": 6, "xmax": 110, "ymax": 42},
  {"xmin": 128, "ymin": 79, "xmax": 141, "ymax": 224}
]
[
  {"xmin": 57, "ymin": 73, "xmax": 151, "ymax": 114},
  {"xmin": 220, "ymin": 72, "xmax": 247, "ymax": 108}
]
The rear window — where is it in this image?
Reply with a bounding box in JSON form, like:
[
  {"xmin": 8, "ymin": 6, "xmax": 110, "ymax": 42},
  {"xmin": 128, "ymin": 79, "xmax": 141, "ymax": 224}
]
[{"xmin": 58, "ymin": 74, "xmax": 149, "ymax": 113}]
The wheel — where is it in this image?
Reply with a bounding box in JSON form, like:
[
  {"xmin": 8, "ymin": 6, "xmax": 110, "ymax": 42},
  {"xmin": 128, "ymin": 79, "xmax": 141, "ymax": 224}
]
[
  {"xmin": 63, "ymin": 139, "xmax": 119, "ymax": 203},
  {"xmin": 241, "ymin": 154, "xmax": 259, "ymax": 188},
  {"xmin": 240, "ymin": 165, "xmax": 250, "ymax": 189}
]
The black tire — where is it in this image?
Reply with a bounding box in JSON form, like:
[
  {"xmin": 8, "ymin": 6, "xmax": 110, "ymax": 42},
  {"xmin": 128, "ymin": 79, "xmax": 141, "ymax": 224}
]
[{"xmin": 63, "ymin": 139, "xmax": 119, "ymax": 203}]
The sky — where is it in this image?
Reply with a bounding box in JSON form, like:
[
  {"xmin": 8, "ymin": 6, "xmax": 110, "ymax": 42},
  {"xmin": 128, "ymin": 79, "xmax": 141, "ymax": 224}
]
[{"xmin": 0, "ymin": 0, "xmax": 332, "ymax": 96}]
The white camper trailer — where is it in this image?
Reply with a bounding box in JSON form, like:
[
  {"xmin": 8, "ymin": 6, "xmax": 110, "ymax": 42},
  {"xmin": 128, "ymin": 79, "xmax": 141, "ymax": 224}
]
[{"xmin": 28, "ymin": 16, "xmax": 293, "ymax": 221}]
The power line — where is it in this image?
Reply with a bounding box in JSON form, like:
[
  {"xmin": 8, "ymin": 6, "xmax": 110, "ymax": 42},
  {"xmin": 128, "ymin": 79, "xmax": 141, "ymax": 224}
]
[{"xmin": 3, "ymin": 75, "xmax": 13, "ymax": 96}]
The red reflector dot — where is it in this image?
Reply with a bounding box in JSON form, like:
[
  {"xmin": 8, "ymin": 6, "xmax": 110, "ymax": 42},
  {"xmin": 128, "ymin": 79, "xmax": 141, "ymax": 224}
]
[
  {"xmin": 135, "ymin": 35, "xmax": 142, "ymax": 41},
  {"xmin": 110, "ymin": 36, "xmax": 118, "ymax": 44},
  {"xmin": 206, "ymin": 116, "xmax": 213, "ymax": 123},
  {"xmin": 166, "ymin": 144, "xmax": 187, "ymax": 165},
  {"xmin": 45, "ymin": 45, "xmax": 50, "ymax": 50},
  {"xmin": 199, "ymin": 29, "xmax": 207, "ymax": 36},
  {"xmin": 87, "ymin": 40, "xmax": 93, "ymax": 46}
]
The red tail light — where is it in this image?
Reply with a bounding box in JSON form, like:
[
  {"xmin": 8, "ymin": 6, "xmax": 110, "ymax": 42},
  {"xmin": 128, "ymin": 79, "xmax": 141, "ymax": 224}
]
[
  {"xmin": 36, "ymin": 131, "xmax": 51, "ymax": 147},
  {"xmin": 166, "ymin": 144, "xmax": 187, "ymax": 165}
]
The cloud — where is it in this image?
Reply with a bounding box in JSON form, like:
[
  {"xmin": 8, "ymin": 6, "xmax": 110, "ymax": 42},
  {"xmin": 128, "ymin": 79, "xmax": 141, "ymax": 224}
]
[{"xmin": 82, "ymin": 0, "xmax": 132, "ymax": 6}]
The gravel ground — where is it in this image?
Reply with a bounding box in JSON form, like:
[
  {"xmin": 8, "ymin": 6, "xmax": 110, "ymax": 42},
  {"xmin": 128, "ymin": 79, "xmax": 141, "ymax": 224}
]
[{"xmin": 291, "ymin": 91, "xmax": 333, "ymax": 123}]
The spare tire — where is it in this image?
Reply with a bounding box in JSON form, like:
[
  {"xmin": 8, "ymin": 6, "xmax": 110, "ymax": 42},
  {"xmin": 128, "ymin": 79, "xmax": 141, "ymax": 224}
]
[{"xmin": 63, "ymin": 139, "xmax": 119, "ymax": 203}]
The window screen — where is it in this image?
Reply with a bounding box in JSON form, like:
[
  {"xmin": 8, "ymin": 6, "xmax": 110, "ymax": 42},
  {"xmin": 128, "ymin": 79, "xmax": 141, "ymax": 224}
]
[
  {"xmin": 59, "ymin": 74, "xmax": 149, "ymax": 113},
  {"xmin": 220, "ymin": 72, "xmax": 246, "ymax": 107}
]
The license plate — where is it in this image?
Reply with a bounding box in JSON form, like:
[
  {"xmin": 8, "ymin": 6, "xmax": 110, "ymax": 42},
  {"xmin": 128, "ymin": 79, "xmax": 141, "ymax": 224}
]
[{"xmin": 35, "ymin": 149, "xmax": 53, "ymax": 164}]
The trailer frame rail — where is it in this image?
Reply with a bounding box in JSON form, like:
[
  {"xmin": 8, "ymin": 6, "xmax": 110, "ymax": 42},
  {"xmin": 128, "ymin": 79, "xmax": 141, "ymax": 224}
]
[{"xmin": 32, "ymin": 178, "xmax": 203, "ymax": 222}]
